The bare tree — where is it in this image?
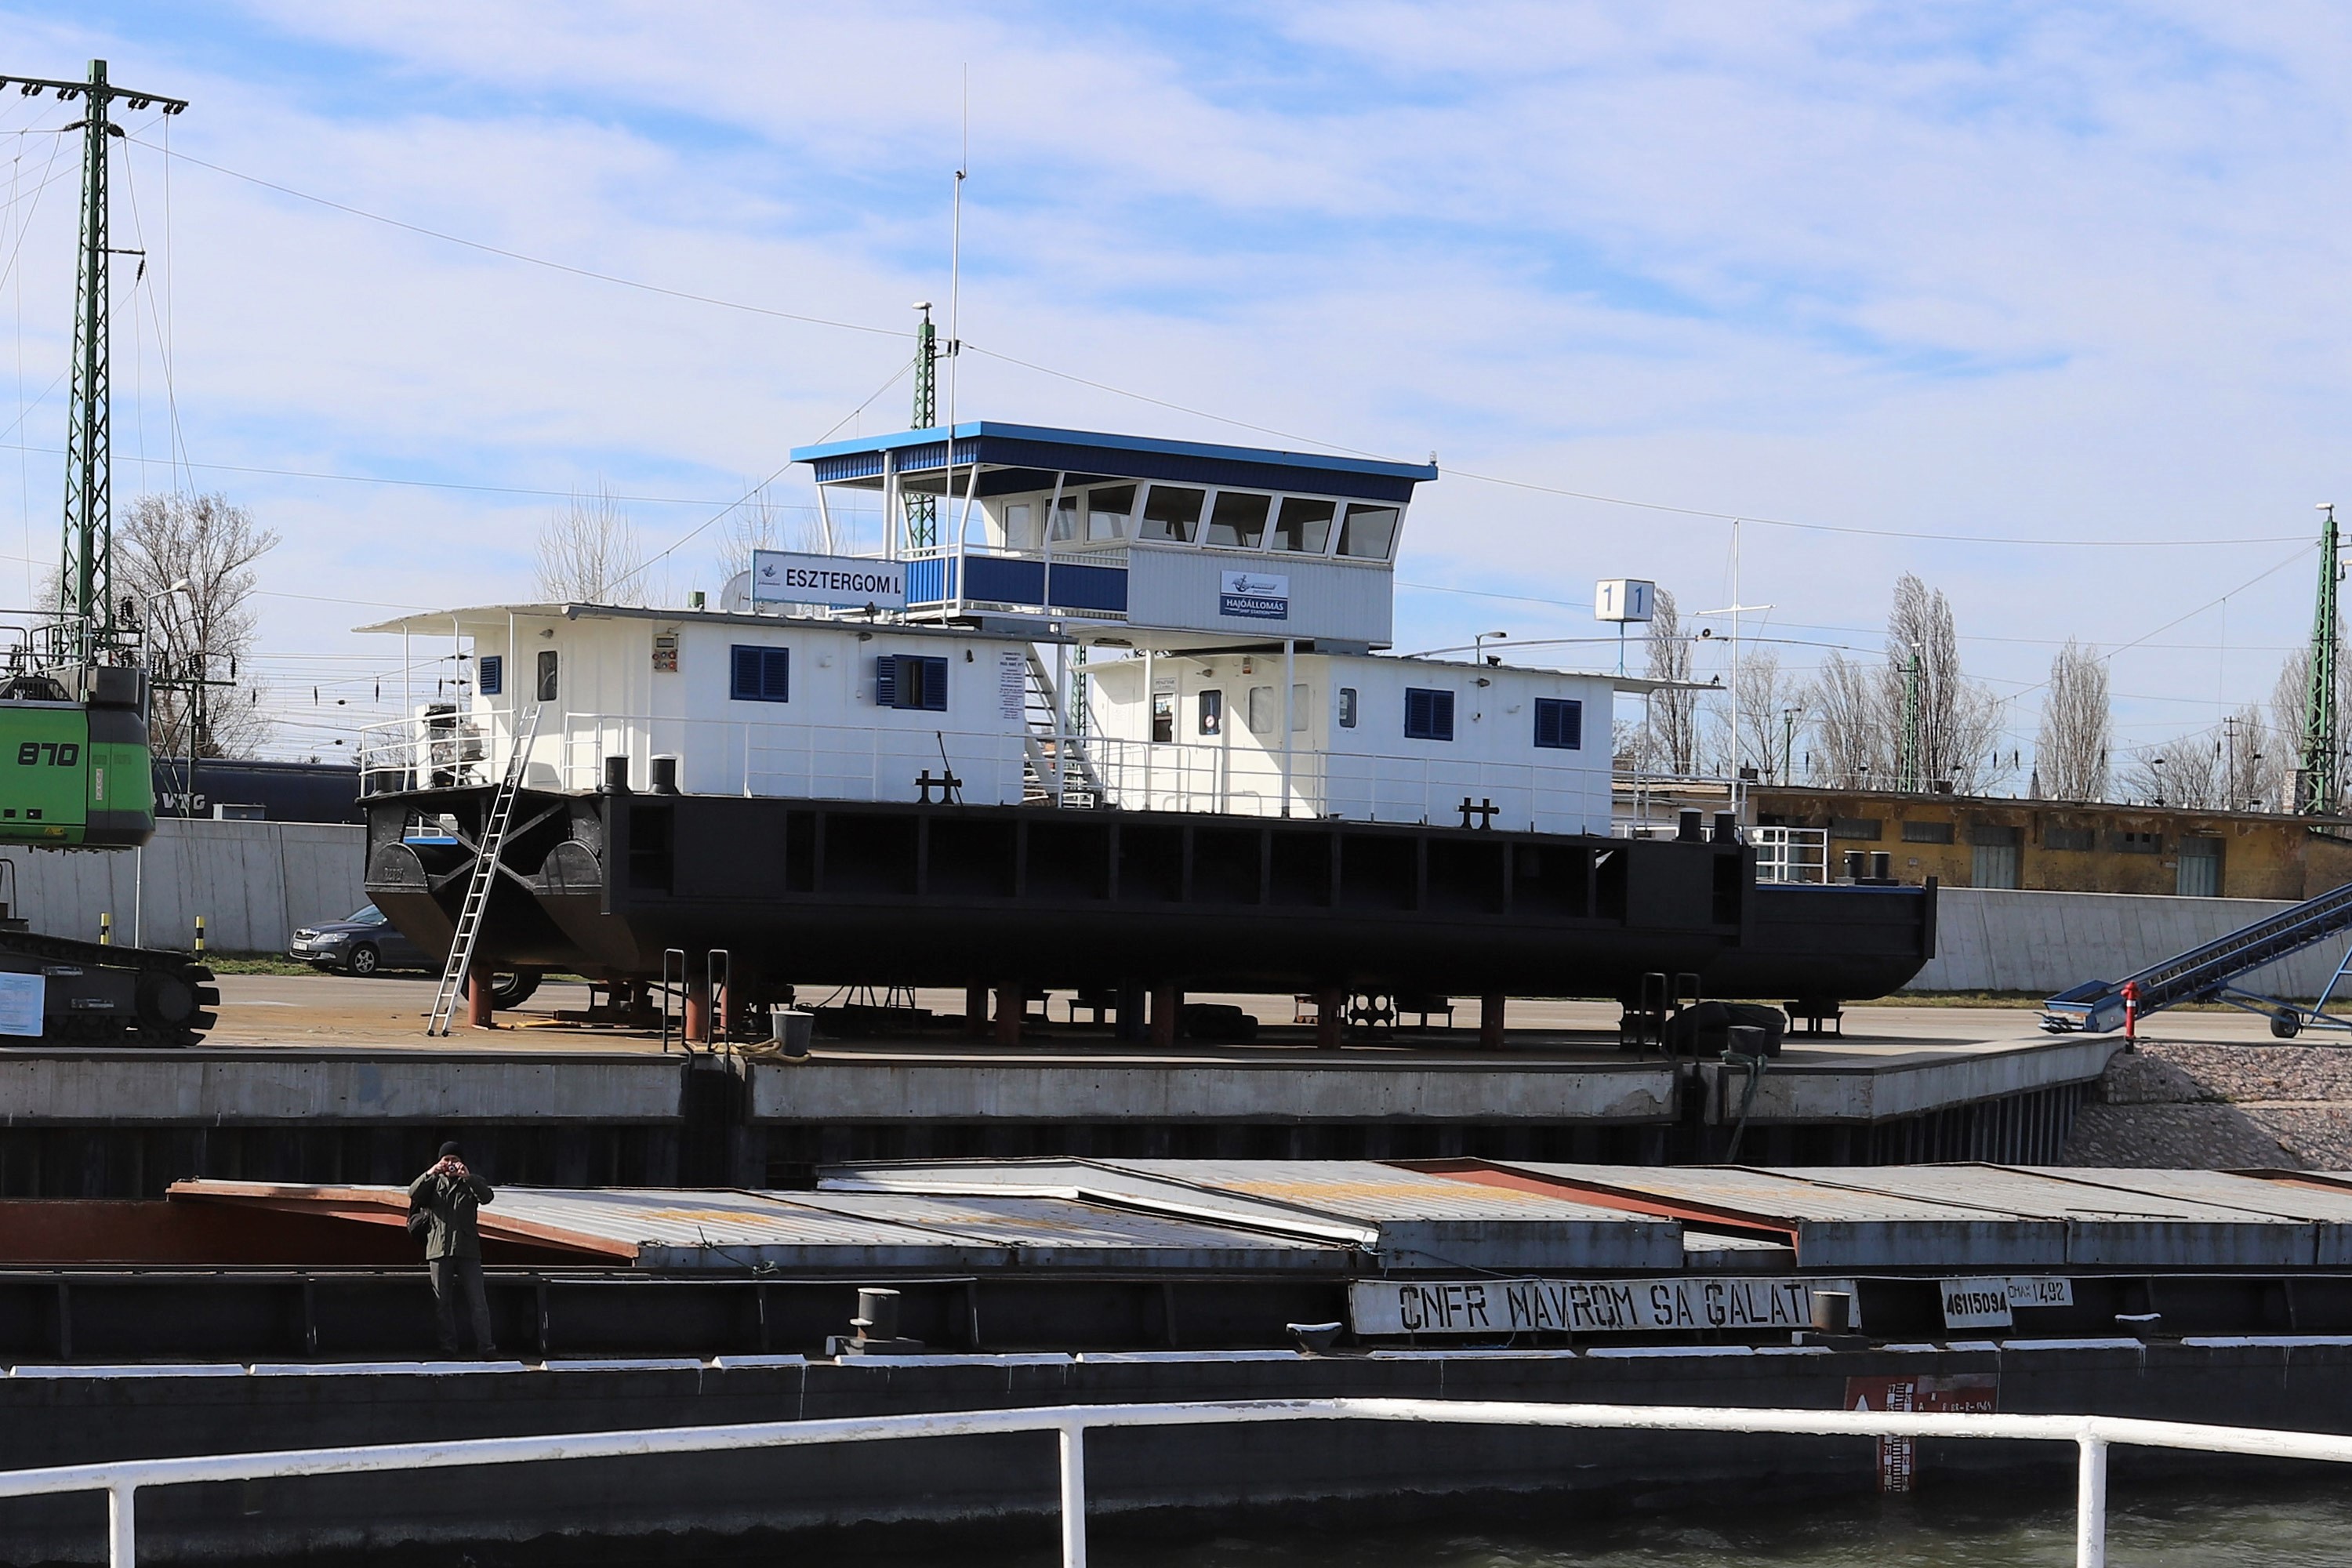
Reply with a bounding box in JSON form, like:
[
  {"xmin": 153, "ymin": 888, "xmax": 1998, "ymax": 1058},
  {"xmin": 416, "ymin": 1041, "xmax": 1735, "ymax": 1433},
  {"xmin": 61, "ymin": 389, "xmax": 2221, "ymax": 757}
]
[
  {"xmin": 117, "ymin": 492, "xmax": 278, "ymax": 760},
  {"xmin": 2123, "ymin": 732, "xmax": 2221, "ymax": 808},
  {"xmin": 1806, "ymin": 649, "xmax": 1884, "ymax": 786},
  {"xmin": 1703, "ymin": 648, "xmax": 1802, "ymax": 782},
  {"xmin": 2034, "ymin": 637, "xmax": 2111, "ymax": 801},
  {"xmin": 536, "ymin": 484, "xmax": 655, "ymax": 604},
  {"xmin": 1883, "ymin": 573, "xmax": 2007, "ymax": 793},
  {"xmin": 714, "ymin": 484, "xmax": 837, "ymax": 611},
  {"xmin": 2220, "ymin": 702, "xmax": 2282, "ymax": 811},
  {"xmin": 1637, "ymin": 589, "xmax": 1697, "ymax": 774}
]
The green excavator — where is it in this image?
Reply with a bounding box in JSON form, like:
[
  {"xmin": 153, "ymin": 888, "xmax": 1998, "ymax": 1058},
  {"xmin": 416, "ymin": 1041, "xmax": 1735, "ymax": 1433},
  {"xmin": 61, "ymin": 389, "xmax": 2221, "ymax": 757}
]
[{"xmin": 0, "ymin": 60, "xmax": 216, "ymax": 1044}]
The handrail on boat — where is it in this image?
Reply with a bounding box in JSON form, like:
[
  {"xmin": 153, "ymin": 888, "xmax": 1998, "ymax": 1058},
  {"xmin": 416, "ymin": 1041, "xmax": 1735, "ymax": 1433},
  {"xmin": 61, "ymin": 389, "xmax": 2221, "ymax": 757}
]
[{"xmin": 4, "ymin": 1392, "xmax": 2347, "ymax": 1568}]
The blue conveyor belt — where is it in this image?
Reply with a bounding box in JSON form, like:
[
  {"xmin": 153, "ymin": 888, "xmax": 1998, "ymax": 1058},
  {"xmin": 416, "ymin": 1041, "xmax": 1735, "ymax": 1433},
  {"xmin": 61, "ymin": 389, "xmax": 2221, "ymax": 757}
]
[{"xmin": 2042, "ymin": 880, "xmax": 2352, "ymax": 1033}]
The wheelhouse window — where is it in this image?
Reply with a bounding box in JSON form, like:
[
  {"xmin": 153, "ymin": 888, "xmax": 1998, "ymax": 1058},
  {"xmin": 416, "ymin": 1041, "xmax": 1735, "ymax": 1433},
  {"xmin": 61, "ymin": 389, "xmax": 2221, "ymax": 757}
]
[
  {"xmin": 1404, "ymin": 688, "xmax": 1454, "ymax": 742},
  {"xmin": 1087, "ymin": 485, "xmax": 1134, "ymax": 541},
  {"xmin": 1271, "ymin": 497, "xmax": 1335, "ymax": 554},
  {"xmin": 1050, "ymin": 493, "xmax": 1080, "ymax": 542},
  {"xmin": 1197, "ymin": 688, "xmax": 1223, "ymax": 735},
  {"xmin": 1150, "ymin": 692, "xmax": 1174, "ymax": 742},
  {"xmin": 730, "ymin": 645, "xmax": 790, "ymax": 703},
  {"xmin": 1002, "ymin": 502, "xmax": 1036, "ymax": 550},
  {"xmin": 1204, "ymin": 491, "xmax": 1270, "ymax": 549},
  {"xmin": 1337, "ymin": 687, "xmax": 1358, "ymax": 728},
  {"xmin": 1140, "ymin": 485, "xmax": 1204, "ymax": 543},
  {"xmin": 877, "ymin": 653, "xmax": 949, "ymax": 712},
  {"xmin": 1338, "ymin": 503, "xmax": 1402, "ymax": 560},
  {"xmin": 1533, "ymin": 697, "xmax": 1581, "ymax": 750},
  {"xmin": 535, "ymin": 649, "xmax": 558, "ymax": 702}
]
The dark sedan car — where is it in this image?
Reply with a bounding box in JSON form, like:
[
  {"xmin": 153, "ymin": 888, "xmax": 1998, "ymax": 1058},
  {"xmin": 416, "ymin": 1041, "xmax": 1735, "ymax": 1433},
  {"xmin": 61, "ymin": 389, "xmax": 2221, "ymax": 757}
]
[{"xmin": 289, "ymin": 905, "xmax": 431, "ymax": 976}]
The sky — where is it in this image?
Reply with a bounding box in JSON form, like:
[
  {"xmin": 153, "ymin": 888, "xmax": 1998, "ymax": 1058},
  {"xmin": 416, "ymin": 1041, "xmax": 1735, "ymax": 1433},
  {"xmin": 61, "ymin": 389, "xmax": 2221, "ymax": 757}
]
[{"xmin": 0, "ymin": 2, "xmax": 2344, "ymax": 774}]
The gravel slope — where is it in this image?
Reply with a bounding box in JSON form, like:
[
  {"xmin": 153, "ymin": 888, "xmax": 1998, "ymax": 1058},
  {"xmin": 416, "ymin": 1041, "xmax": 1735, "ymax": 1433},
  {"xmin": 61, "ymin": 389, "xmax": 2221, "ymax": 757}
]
[{"xmin": 2061, "ymin": 1040, "xmax": 2352, "ymax": 1168}]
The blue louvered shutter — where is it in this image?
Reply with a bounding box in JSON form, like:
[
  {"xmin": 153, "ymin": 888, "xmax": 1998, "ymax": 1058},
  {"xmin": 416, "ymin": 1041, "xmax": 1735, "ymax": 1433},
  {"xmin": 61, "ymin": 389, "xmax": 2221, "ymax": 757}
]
[
  {"xmin": 875, "ymin": 655, "xmax": 897, "ymax": 708},
  {"xmin": 1534, "ymin": 697, "xmax": 1581, "ymax": 750}
]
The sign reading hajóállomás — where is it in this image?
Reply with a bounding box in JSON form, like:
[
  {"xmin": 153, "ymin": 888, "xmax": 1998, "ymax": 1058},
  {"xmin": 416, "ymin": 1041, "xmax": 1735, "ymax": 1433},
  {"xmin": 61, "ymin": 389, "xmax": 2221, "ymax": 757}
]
[
  {"xmin": 1218, "ymin": 570, "xmax": 1290, "ymax": 621},
  {"xmin": 1348, "ymin": 1275, "xmax": 1862, "ymax": 1338},
  {"xmin": 751, "ymin": 550, "xmax": 907, "ymax": 611}
]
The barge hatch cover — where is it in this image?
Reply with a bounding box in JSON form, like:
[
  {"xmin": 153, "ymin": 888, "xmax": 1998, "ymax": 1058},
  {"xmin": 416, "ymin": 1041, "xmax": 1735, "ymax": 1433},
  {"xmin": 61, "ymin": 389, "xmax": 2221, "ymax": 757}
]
[
  {"xmin": 818, "ymin": 1156, "xmax": 1683, "ymax": 1270},
  {"xmin": 170, "ymin": 1180, "xmax": 1352, "ymax": 1273}
]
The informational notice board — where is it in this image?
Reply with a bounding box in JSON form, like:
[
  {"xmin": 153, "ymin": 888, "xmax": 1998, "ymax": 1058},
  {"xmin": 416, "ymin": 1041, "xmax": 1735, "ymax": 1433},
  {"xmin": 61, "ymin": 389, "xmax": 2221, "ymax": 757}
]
[
  {"xmin": 1349, "ymin": 1275, "xmax": 1862, "ymax": 1338},
  {"xmin": 0, "ymin": 970, "xmax": 43, "ymax": 1036}
]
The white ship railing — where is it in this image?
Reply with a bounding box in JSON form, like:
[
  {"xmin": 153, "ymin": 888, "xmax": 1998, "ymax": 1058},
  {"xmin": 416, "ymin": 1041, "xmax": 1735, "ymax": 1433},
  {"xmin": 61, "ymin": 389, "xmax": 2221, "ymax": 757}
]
[
  {"xmin": 359, "ymin": 713, "xmax": 1613, "ymax": 833},
  {"xmin": 4, "ymin": 1395, "xmax": 2348, "ymax": 1568},
  {"xmin": 1754, "ymin": 826, "xmax": 1830, "ymax": 884}
]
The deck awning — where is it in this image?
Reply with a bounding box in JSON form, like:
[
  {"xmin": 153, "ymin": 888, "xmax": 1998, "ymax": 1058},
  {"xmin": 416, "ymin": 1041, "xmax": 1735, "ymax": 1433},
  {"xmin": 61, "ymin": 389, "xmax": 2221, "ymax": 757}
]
[{"xmin": 789, "ymin": 423, "xmax": 1440, "ymax": 505}]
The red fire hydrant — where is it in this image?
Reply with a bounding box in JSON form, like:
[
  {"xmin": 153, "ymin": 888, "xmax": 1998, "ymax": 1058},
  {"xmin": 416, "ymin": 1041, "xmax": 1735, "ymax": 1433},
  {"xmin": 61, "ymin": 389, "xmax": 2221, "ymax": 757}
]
[{"xmin": 2122, "ymin": 980, "xmax": 2140, "ymax": 1051}]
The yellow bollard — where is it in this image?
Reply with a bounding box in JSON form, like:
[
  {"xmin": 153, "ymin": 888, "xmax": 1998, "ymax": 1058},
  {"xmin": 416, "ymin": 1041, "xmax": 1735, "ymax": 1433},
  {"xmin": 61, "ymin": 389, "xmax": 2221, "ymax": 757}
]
[
  {"xmin": 98, "ymin": 912, "xmax": 111, "ymax": 946},
  {"xmin": 194, "ymin": 915, "xmax": 206, "ymax": 956}
]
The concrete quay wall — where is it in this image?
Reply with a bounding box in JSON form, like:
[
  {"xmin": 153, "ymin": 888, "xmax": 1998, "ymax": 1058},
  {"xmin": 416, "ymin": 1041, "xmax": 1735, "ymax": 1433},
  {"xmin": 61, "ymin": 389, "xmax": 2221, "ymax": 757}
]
[
  {"xmin": 0, "ymin": 1341, "xmax": 2345, "ymax": 1563},
  {"xmin": 1909, "ymin": 885, "xmax": 2352, "ymax": 996}
]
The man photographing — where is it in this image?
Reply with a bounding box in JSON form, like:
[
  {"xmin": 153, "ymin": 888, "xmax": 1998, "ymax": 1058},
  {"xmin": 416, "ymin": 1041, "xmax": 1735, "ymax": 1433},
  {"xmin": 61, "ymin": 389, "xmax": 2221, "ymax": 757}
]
[{"xmin": 408, "ymin": 1141, "xmax": 497, "ymax": 1356}]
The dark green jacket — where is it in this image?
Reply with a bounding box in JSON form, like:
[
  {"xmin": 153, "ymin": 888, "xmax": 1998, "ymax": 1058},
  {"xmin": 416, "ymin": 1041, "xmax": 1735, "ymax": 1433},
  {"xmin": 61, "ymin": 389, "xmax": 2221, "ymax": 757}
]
[{"xmin": 406, "ymin": 1168, "xmax": 495, "ymax": 1260}]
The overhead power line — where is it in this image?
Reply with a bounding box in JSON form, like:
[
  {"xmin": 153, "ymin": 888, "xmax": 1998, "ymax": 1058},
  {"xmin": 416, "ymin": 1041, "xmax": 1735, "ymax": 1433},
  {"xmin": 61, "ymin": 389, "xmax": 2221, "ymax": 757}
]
[
  {"xmin": 128, "ymin": 142, "xmax": 2303, "ymax": 555},
  {"xmin": 128, "ymin": 136, "xmax": 903, "ymax": 339}
]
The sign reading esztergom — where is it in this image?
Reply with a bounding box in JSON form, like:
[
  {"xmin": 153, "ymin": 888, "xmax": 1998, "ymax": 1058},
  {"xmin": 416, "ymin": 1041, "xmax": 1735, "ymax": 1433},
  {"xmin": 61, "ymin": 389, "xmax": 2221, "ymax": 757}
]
[
  {"xmin": 1349, "ymin": 1276, "xmax": 1862, "ymax": 1337},
  {"xmin": 751, "ymin": 550, "xmax": 907, "ymax": 610}
]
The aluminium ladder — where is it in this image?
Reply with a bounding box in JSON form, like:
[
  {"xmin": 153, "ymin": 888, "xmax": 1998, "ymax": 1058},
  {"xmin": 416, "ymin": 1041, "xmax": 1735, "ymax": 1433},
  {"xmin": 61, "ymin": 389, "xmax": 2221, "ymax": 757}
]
[
  {"xmin": 2041, "ymin": 877, "xmax": 2352, "ymax": 1035},
  {"xmin": 426, "ymin": 704, "xmax": 543, "ymax": 1036}
]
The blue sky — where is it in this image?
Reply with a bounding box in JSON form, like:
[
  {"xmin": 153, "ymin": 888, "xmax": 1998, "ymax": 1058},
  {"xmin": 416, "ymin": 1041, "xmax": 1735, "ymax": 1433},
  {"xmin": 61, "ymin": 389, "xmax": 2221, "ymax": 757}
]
[{"xmin": 0, "ymin": 2, "xmax": 2345, "ymax": 768}]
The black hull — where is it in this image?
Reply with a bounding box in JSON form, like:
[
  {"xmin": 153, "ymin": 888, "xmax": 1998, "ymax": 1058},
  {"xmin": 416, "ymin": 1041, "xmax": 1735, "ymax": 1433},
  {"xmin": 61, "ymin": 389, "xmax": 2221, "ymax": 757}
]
[{"xmin": 365, "ymin": 788, "xmax": 1934, "ymax": 1004}]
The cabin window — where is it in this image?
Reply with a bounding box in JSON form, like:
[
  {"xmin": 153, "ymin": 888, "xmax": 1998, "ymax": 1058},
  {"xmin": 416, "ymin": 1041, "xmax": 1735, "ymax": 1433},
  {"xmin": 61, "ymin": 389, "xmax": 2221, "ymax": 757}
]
[
  {"xmin": 1246, "ymin": 685, "xmax": 1276, "ymax": 736},
  {"xmin": 1404, "ymin": 688, "xmax": 1454, "ymax": 742},
  {"xmin": 1271, "ymin": 497, "xmax": 1335, "ymax": 554},
  {"xmin": 1533, "ymin": 697, "xmax": 1582, "ymax": 750},
  {"xmin": 1050, "ymin": 493, "xmax": 1080, "ymax": 542},
  {"xmin": 1338, "ymin": 503, "xmax": 1402, "ymax": 560},
  {"xmin": 535, "ymin": 649, "xmax": 559, "ymax": 702},
  {"xmin": 1198, "ymin": 688, "xmax": 1223, "ymax": 735},
  {"xmin": 877, "ymin": 653, "xmax": 949, "ymax": 712},
  {"xmin": 1140, "ymin": 485, "xmax": 1204, "ymax": 543},
  {"xmin": 1004, "ymin": 503, "xmax": 1036, "ymax": 550},
  {"xmin": 1087, "ymin": 485, "xmax": 1134, "ymax": 541},
  {"xmin": 1204, "ymin": 491, "xmax": 1270, "ymax": 549},
  {"xmin": 730, "ymin": 645, "xmax": 790, "ymax": 703},
  {"xmin": 1291, "ymin": 684, "xmax": 1309, "ymax": 731},
  {"xmin": 478, "ymin": 655, "xmax": 502, "ymax": 696},
  {"xmin": 1151, "ymin": 692, "xmax": 1174, "ymax": 743},
  {"xmin": 1338, "ymin": 687, "xmax": 1358, "ymax": 728}
]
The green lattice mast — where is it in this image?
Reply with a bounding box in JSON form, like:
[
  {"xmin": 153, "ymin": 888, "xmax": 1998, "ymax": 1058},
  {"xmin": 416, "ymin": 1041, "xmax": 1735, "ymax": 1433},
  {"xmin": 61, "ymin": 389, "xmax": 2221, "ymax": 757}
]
[
  {"xmin": 2, "ymin": 60, "xmax": 188, "ymax": 664},
  {"xmin": 906, "ymin": 302, "xmax": 938, "ymax": 552},
  {"xmin": 2300, "ymin": 503, "xmax": 2342, "ymax": 814}
]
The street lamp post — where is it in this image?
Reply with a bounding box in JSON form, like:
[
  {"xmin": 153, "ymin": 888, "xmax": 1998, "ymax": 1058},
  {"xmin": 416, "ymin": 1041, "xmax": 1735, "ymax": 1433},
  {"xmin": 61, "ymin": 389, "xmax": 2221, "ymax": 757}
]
[{"xmin": 132, "ymin": 579, "xmax": 191, "ymax": 949}]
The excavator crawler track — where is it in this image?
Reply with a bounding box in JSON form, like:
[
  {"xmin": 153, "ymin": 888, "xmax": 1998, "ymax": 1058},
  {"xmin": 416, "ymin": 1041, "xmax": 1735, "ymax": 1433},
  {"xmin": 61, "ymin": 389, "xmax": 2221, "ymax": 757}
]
[{"xmin": 0, "ymin": 927, "xmax": 219, "ymax": 1047}]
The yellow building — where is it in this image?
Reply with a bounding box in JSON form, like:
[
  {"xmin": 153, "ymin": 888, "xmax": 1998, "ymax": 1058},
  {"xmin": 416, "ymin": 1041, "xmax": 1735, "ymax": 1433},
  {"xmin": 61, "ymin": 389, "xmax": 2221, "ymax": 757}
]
[{"xmin": 1749, "ymin": 786, "xmax": 2352, "ymax": 900}]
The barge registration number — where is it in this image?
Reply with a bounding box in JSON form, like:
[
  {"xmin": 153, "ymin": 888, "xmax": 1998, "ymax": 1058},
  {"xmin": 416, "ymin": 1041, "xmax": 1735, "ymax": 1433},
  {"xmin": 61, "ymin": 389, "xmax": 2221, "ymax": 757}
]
[{"xmin": 1349, "ymin": 1276, "xmax": 1862, "ymax": 1338}]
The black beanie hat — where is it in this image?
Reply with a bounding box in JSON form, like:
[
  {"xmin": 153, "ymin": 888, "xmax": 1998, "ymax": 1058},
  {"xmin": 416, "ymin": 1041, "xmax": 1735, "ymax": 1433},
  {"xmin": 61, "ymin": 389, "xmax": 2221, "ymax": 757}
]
[{"xmin": 438, "ymin": 1141, "xmax": 463, "ymax": 1158}]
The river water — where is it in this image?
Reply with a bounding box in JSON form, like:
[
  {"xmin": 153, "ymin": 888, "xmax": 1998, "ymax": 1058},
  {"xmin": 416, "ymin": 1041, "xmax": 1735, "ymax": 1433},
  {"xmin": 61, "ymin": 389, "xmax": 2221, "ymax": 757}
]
[{"xmin": 1039, "ymin": 1477, "xmax": 2352, "ymax": 1566}]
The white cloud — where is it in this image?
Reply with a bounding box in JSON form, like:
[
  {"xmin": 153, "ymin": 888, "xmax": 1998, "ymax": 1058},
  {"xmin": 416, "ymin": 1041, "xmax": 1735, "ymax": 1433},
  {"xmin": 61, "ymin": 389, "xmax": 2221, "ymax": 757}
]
[{"xmin": 0, "ymin": 0, "xmax": 2339, "ymax": 766}]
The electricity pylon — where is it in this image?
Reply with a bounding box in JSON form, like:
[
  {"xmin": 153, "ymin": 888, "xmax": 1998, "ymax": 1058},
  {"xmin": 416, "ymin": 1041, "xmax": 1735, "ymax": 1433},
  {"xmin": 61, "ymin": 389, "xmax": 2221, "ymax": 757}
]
[{"xmin": 0, "ymin": 60, "xmax": 188, "ymax": 664}]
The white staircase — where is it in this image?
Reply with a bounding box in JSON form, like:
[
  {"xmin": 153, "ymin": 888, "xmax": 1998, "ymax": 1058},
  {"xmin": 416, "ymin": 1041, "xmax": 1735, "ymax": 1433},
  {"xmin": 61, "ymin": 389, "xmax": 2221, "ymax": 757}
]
[
  {"xmin": 426, "ymin": 704, "xmax": 543, "ymax": 1036},
  {"xmin": 1020, "ymin": 649, "xmax": 1106, "ymax": 806}
]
